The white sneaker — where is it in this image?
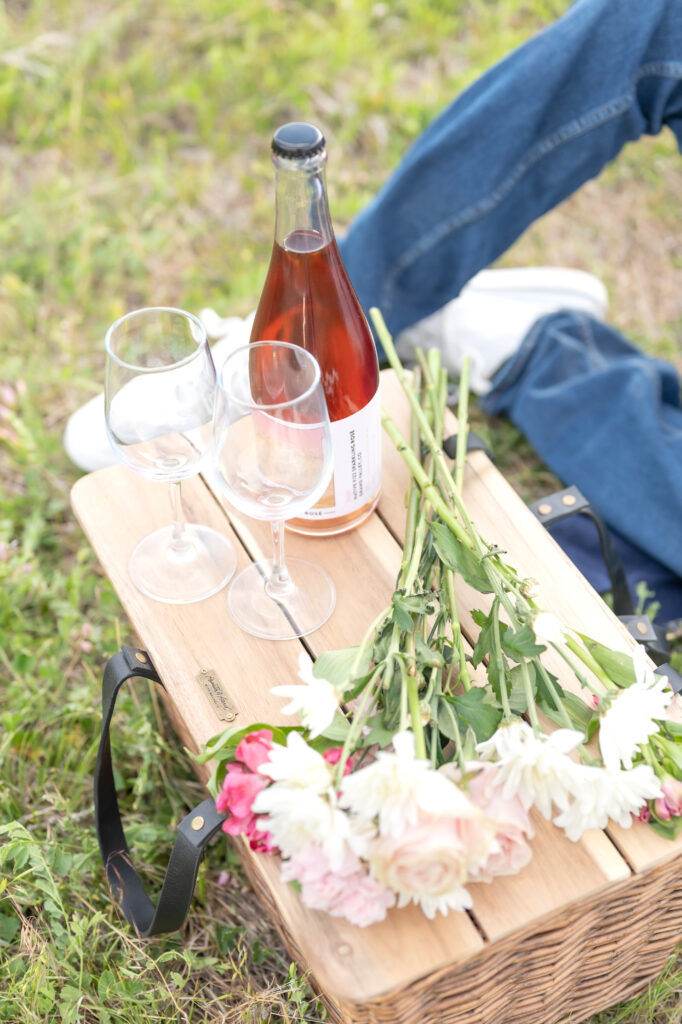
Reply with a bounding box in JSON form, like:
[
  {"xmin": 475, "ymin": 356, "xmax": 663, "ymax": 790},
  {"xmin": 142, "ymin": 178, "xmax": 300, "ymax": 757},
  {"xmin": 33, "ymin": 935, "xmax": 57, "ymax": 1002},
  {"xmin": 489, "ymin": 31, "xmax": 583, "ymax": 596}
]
[
  {"xmin": 62, "ymin": 309, "xmax": 254, "ymax": 473},
  {"xmin": 395, "ymin": 266, "xmax": 608, "ymax": 395}
]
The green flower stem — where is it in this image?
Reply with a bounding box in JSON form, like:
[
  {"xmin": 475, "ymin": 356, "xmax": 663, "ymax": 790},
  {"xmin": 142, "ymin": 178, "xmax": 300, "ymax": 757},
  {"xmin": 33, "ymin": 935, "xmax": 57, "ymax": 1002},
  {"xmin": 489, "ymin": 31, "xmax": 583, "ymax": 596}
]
[
  {"xmin": 381, "ymin": 411, "xmax": 472, "ymax": 548},
  {"xmin": 352, "ymin": 605, "xmax": 393, "ymax": 680},
  {"xmin": 564, "ymin": 634, "xmax": 617, "ymax": 692},
  {"xmin": 535, "ymin": 661, "xmax": 575, "ymax": 730},
  {"xmin": 406, "ymin": 633, "xmax": 427, "ymax": 758},
  {"xmin": 454, "ymin": 354, "xmax": 470, "ymax": 497},
  {"xmin": 444, "ymin": 567, "xmax": 471, "ymax": 690},
  {"xmin": 336, "ymin": 665, "xmax": 385, "ymax": 782},
  {"xmin": 519, "ymin": 658, "xmax": 541, "ymax": 734},
  {"xmin": 377, "ymin": 310, "xmax": 532, "ymax": 668},
  {"xmin": 550, "ymin": 640, "xmax": 603, "ymax": 698},
  {"xmin": 491, "ymin": 599, "xmax": 512, "ymax": 721}
]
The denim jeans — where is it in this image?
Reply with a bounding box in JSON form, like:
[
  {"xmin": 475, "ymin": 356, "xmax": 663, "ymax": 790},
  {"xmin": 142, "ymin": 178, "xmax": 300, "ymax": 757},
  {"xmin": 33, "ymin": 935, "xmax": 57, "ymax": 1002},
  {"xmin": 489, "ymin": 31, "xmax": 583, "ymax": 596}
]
[
  {"xmin": 338, "ymin": 0, "xmax": 682, "ymax": 620},
  {"xmin": 339, "ymin": 0, "xmax": 682, "ymax": 342},
  {"xmin": 481, "ymin": 312, "xmax": 682, "ymax": 623}
]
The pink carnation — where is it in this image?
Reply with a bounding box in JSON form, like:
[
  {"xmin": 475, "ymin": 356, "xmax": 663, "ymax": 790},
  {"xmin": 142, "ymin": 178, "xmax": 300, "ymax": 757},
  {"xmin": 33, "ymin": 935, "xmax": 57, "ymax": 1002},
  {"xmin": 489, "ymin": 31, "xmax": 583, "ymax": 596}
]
[
  {"xmin": 660, "ymin": 776, "xmax": 682, "ymax": 817},
  {"xmin": 281, "ymin": 843, "xmax": 395, "ymax": 927},
  {"xmin": 465, "ymin": 762, "xmax": 534, "ymax": 880},
  {"xmin": 322, "ymin": 746, "xmax": 354, "ymax": 775},
  {"xmin": 235, "ymin": 729, "xmax": 274, "ymax": 772},
  {"xmin": 216, "ymin": 763, "xmax": 275, "ymax": 848}
]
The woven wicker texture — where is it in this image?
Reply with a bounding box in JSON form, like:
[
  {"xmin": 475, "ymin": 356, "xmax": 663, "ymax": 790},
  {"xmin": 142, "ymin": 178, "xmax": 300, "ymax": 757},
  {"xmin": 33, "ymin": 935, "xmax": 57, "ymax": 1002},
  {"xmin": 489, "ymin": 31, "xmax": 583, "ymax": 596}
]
[{"xmin": 244, "ymin": 850, "xmax": 682, "ymax": 1024}]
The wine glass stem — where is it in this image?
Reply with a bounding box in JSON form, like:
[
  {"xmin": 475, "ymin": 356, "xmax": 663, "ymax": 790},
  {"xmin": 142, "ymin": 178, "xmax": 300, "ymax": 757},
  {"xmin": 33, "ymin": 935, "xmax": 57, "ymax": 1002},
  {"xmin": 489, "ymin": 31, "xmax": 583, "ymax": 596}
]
[
  {"xmin": 266, "ymin": 519, "xmax": 295, "ymax": 599},
  {"xmin": 168, "ymin": 481, "xmax": 192, "ymax": 558}
]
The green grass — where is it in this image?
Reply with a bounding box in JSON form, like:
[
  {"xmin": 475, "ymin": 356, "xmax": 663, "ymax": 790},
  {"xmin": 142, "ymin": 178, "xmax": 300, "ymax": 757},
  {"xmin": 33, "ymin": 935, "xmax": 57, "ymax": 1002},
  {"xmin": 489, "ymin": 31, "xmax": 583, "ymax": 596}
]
[{"xmin": 1, "ymin": 1, "xmax": 682, "ymax": 1021}]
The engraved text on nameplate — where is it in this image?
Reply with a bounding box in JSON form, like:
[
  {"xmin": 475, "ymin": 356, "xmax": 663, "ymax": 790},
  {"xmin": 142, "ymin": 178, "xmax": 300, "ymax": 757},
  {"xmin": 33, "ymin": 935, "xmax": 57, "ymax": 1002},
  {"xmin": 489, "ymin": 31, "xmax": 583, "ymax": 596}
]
[{"xmin": 198, "ymin": 668, "xmax": 238, "ymax": 722}]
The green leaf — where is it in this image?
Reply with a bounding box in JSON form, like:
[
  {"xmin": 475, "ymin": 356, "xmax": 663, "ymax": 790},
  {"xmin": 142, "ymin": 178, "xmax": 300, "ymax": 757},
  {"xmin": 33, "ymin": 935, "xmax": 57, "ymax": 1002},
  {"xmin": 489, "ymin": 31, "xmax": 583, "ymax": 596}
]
[
  {"xmin": 362, "ymin": 713, "xmax": 397, "ymax": 750},
  {"xmin": 472, "ymin": 615, "xmax": 501, "ymax": 667},
  {"xmin": 391, "ymin": 594, "xmax": 415, "ymax": 632},
  {"xmin": 502, "ymin": 625, "xmax": 546, "ymax": 661},
  {"xmin": 415, "ymin": 633, "xmax": 444, "ymax": 667},
  {"xmin": 536, "ymin": 669, "xmax": 565, "ymax": 708},
  {"xmin": 440, "ymin": 689, "xmax": 502, "ymax": 744},
  {"xmin": 471, "ymin": 608, "xmax": 488, "ymax": 628},
  {"xmin": 320, "ymin": 712, "xmax": 351, "ymax": 742},
  {"xmin": 649, "ymin": 814, "xmax": 682, "ymax": 840},
  {"xmin": 313, "ymin": 645, "xmax": 371, "ymax": 688},
  {"xmin": 578, "ymin": 635, "xmax": 636, "ymax": 688},
  {"xmin": 508, "ymin": 663, "xmax": 534, "ymax": 713},
  {"xmin": 430, "ymin": 522, "xmax": 493, "ymax": 593}
]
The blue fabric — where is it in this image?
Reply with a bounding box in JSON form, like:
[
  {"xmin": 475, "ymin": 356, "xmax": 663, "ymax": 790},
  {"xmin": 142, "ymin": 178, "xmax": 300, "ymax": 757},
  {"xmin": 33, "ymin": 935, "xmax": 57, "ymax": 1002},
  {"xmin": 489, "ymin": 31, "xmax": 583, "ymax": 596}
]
[
  {"xmin": 548, "ymin": 517, "xmax": 682, "ymax": 625},
  {"xmin": 480, "ymin": 312, "xmax": 682, "ymax": 621},
  {"xmin": 336, "ymin": 0, "xmax": 682, "ymax": 619},
  {"xmin": 338, "ymin": 0, "xmax": 682, "ymax": 355}
]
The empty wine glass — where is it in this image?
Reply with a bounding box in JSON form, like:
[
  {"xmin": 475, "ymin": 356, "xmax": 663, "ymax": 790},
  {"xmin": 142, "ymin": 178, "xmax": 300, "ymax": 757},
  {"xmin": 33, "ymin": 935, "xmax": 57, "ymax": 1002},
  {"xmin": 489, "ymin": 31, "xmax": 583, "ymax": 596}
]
[
  {"xmin": 212, "ymin": 340, "xmax": 335, "ymax": 639},
  {"xmin": 105, "ymin": 307, "xmax": 237, "ymax": 604}
]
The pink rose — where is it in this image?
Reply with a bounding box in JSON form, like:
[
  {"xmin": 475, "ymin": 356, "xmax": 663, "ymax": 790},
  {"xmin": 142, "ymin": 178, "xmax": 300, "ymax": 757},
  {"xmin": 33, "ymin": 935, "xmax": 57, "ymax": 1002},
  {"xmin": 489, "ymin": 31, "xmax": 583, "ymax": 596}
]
[
  {"xmin": 281, "ymin": 843, "xmax": 394, "ymax": 927},
  {"xmin": 465, "ymin": 763, "xmax": 534, "ymax": 880},
  {"xmin": 370, "ymin": 815, "xmax": 471, "ymax": 906},
  {"xmin": 235, "ymin": 729, "xmax": 274, "ymax": 772}
]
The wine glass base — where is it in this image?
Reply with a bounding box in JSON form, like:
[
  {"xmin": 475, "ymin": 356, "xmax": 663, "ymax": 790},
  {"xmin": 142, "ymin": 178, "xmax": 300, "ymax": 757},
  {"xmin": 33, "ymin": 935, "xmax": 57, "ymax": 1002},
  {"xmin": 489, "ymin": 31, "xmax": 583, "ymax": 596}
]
[
  {"xmin": 129, "ymin": 525, "xmax": 237, "ymax": 604},
  {"xmin": 227, "ymin": 558, "xmax": 336, "ymax": 640}
]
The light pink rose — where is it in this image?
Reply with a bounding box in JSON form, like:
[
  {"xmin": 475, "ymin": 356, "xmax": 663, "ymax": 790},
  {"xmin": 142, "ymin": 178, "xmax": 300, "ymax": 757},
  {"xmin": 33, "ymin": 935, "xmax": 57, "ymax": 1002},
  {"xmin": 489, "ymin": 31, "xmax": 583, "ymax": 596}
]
[
  {"xmin": 465, "ymin": 762, "xmax": 534, "ymax": 880},
  {"xmin": 281, "ymin": 843, "xmax": 394, "ymax": 927},
  {"xmin": 235, "ymin": 729, "xmax": 274, "ymax": 772},
  {"xmin": 370, "ymin": 815, "xmax": 471, "ymax": 903},
  {"xmin": 661, "ymin": 776, "xmax": 682, "ymax": 817}
]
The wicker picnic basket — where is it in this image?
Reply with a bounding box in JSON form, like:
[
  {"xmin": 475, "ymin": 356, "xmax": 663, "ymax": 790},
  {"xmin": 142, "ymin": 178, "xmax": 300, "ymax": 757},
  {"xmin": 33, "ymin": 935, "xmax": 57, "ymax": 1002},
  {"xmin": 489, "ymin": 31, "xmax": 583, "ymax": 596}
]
[{"xmin": 73, "ymin": 370, "xmax": 682, "ymax": 1024}]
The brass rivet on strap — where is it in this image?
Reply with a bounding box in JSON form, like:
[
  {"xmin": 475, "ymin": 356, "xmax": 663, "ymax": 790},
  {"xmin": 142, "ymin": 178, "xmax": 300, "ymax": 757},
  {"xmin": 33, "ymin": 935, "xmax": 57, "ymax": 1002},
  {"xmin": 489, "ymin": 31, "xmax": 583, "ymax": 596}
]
[
  {"xmin": 562, "ymin": 494, "xmax": 577, "ymax": 507},
  {"xmin": 537, "ymin": 503, "xmax": 552, "ymax": 516},
  {"xmin": 191, "ymin": 815, "xmax": 205, "ymax": 831},
  {"xmin": 636, "ymin": 621, "xmax": 648, "ymax": 636},
  {"xmin": 135, "ymin": 652, "xmax": 147, "ymax": 663}
]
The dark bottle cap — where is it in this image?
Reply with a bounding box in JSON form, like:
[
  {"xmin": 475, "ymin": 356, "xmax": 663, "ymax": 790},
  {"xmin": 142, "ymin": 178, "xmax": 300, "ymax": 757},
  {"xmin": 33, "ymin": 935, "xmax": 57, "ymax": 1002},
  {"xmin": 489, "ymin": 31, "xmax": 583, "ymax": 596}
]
[{"xmin": 271, "ymin": 122, "xmax": 325, "ymax": 159}]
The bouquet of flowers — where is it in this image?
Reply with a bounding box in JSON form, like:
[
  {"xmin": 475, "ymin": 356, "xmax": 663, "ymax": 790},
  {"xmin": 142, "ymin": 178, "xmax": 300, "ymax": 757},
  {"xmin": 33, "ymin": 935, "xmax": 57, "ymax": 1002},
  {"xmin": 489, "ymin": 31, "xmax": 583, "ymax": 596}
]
[{"xmin": 198, "ymin": 309, "xmax": 682, "ymax": 928}]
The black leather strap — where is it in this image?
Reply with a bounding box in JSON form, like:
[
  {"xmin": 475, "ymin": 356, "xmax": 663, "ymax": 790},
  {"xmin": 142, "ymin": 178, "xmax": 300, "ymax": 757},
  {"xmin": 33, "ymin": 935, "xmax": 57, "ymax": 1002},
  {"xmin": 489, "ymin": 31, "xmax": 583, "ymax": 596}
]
[
  {"xmin": 530, "ymin": 485, "xmax": 635, "ymax": 616},
  {"xmin": 95, "ymin": 645, "xmax": 226, "ymax": 936},
  {"xmin": 530, "ymin": 486, "xmax": 671, "ymax": 664}
]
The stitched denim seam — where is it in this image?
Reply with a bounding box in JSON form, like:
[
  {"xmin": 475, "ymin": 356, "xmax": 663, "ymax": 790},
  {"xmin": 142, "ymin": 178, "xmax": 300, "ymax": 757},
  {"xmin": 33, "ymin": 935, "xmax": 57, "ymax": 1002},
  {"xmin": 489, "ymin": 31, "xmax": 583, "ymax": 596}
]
[{"xmin": 381, "ymin": 61, "xmax": 682, "ymax": 315}]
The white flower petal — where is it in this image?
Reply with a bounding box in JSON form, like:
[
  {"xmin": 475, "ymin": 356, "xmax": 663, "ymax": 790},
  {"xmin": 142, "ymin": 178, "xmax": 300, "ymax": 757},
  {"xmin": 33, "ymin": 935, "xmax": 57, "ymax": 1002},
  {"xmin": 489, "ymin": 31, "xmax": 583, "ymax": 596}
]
[
  {"xmin": 477, "ymin": 720, "xmax": 584, "ymax": 819},
  {"xmin": 598, "ymin": 675, "xmax": 672, "ymax": 771}
]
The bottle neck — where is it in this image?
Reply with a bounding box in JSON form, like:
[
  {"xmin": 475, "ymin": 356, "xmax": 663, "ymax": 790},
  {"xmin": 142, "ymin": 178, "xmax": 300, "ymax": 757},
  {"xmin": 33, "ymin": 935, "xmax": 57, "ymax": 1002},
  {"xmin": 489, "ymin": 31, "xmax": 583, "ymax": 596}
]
[{"xmin": 272, "ymin": 151, "xmax": 334, "ymax": 251}]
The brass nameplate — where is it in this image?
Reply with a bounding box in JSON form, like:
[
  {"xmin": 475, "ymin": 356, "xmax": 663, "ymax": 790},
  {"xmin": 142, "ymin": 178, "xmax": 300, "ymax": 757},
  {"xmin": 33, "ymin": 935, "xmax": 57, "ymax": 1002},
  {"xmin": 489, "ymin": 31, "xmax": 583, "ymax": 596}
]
[{"xmin": 197, "ymin": 668, "xmax": 238, "ymax": 722}]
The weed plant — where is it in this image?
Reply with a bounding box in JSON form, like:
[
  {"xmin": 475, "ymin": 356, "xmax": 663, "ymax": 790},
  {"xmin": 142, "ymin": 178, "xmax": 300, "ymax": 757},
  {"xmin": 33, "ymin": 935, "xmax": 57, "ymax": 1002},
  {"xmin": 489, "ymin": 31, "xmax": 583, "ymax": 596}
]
[{"xmin": 1, "ymin": 1, "xmax": 681, "ymax": 1021}]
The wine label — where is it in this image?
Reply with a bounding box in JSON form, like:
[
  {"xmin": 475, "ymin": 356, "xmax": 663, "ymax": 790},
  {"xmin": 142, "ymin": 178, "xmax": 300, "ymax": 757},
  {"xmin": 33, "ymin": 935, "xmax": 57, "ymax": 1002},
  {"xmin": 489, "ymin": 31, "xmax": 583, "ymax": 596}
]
[{"xmin": 299, "ymin": 389, "xmax": 382, "ymax": 521}]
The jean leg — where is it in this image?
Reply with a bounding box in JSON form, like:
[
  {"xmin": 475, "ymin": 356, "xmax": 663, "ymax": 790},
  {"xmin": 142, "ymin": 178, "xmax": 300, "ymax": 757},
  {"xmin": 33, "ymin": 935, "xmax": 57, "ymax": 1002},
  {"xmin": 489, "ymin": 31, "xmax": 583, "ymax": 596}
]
[
  {"xmin": 339, "ymin": 0, "xmax": 682, "ymax": 345},
  {"xmin": 481, "ymin": 311, "xmax": 682, "ymax": 577}
]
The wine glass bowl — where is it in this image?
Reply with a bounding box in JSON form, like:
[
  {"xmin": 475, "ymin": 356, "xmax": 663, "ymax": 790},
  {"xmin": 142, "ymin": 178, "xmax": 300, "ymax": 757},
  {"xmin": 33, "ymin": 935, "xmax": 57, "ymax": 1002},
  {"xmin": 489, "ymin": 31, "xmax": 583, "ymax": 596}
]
[
  {"xmin": 212, "ymin": 341, "xmax": 336, "ymax": 639},
  {"xmin": 104, "ymin": 307, "xmax": 237, "ymax": 604}
]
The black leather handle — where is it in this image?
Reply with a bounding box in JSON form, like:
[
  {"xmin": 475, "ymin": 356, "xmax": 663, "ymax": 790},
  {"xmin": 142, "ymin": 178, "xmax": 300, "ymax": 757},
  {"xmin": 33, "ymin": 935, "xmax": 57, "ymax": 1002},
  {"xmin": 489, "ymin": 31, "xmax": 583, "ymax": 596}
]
[
  {"xmin": 94, "ymin": 645, "xmax": 226, "ymax": 937},
  {"xmin": 530, "ymin": 485, "xmax": 635, "ymax": 616}
]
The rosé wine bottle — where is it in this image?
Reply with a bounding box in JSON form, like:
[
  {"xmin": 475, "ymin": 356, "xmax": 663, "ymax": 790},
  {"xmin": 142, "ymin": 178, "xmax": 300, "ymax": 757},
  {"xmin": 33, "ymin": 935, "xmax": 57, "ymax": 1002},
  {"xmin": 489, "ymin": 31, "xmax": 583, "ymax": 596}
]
[{"xmin": 250, "ymin": 122, "xmax": 381, "ymax": 536}]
